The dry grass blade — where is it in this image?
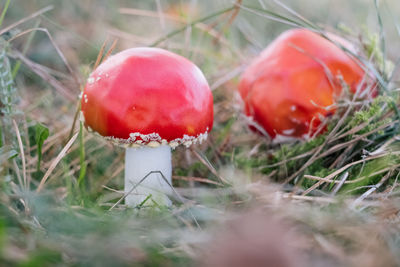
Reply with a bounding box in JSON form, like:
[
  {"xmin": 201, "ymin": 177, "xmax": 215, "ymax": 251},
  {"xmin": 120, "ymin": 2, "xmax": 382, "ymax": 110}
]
[
  {"xmin": 264, "ymin": 117, "xmax": 382, "ymax": 169},
  {"xmin": 36, "ymin": 132, "xmax": 79, "ymax": 193},
  {"xmin": 107, "ymin": 27, "xmax": 152, "ymax": 44},
  {"xmin": 192, "ymin": 149, "xmax": 230, "ymax": 185},
  {"xmin": 12, "ymin": 120, "xmax": 27, "ymax": 190},
  {"xmin": 11, "ymin": 51, "xmax": 76, "ymax": 101},
  {"xmin": 369, "ymin": 135, "xmax": 399, "ymax": 155},
  {"xmin": 209, "ymin": 0, "xmax": 242, "ymax": 42},
  {"xmin": 12, "ymin": 158, "xmax": 23, "ymax": 188},
  {"xmin": 0, "ymin": 5, "xmax": 53, "ymax": 35},
  {"xmin": 304, "ymin": 164, "xmax": 400, "ymax": 186},
  {"xmin": 102, "ymin": 39, "xmax": 118, "ymax": 62},
  {"xmin": 93, "ymin": 38, "xmax": 118, "ymax": 70},
  {"xmin": 210, "ymin": 65, "xmax": 245, "ymax": 90},
  {"xmin": 282, "ymin": 121, "xmax": 387, "ymax": 171},
  {"xmin": 108, "ymin": 171, "xmax": 156, "ymax": 211},
  {"xmin": 119, "ymin": 6, "xmax": 243, "ymax": 59},
  {"xmin": 155, "ymin": 0, "xmax": 166, "ymax": 30},
  {"xmin": 281, "ymin": 193, "xmax": 337, "ymax": 203},
  {"xmin": 119, "ymin": 7, "xmax": 179, "ymax": 21},
  {"xmin": 351, "ymin": 171, "xmax": 392, "ymax": 208},
  {"xmin": 330, "ymin": 172, "xmax": 349, "ymax": 195},
  {"xmin": 118, "ymin": 7, "xmax": 225, "ymax": 40},
  {"xmin": 282, "ymin": 140, "xmax": 326, "ymax": 184},
  {"xmin": 7, "ymin": 26, "xmax": 81, "ymax": 87},
  {"xmin": 172, "ymin": 175, "xmax": 224, "ymax": 186},
  {"xmin": 93, "ymin": 38, "xmax": 109, "ymax": 70},
  {"xmin": 237, "ymin": 4, "xmax": 302, "ymax": 28},
  {"xmin": 38, "ymin": 28, "xmax": 78, "ymax": 86},
  {"xmin": 334, "ymin": 116, "xmax": 376, "ymax": 140},
  {"xmin": 227, "ymin": 0, "xmax": 243, "ymax": 26},
  {"xmin": 304, "ymin": 174, "xmax": 337, "ymax": 184},
  {"xmin": 272, "ymin": 0, "xmax": 316, "ymax": 29},
  {"xmin": 302, "ymin": 152, "xmax": 400, "ymax": 196},
  {"xmin": 150, "ymin": 6, "xmax": 235, "ymax": 47},
  {"xmin": 264, "ymin": 149, "xmax": 316, "ymax": 168},
  {"xmin": 317, "ymin": 121, "xmax": 394, "ymax": 158},
  {"xmin": 329, "ymin": 144, "xmax": 355, "ymax": 169},
  {"xmin": 102, "ymin": 185, "xmax": 123, "ymax": 194}
]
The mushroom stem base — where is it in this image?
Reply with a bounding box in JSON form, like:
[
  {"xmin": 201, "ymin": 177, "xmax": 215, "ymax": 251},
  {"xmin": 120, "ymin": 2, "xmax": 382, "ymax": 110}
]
[{"xmin": 124, "ymin": 145, "xmax": 172, "ymax": 207}]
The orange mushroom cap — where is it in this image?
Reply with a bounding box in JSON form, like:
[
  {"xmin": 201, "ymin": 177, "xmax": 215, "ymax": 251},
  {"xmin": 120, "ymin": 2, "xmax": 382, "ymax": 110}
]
[
  {"xmin": 81, "ymin": 47, "xmax": 213, "ymax": 148},
  {"xmin": 239, "ymin": 28, "xmax": 373, "ymax": 140}
]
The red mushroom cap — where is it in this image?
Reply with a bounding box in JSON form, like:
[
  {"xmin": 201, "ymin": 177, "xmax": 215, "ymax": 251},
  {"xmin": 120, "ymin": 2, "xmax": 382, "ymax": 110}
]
[
  {"xmin": 239, "ymin": 28, "xmax": 374, "ymax": 140},
  {"xmin": 81, "ymin": 47, "xmax": 213, "ymax": 148}
]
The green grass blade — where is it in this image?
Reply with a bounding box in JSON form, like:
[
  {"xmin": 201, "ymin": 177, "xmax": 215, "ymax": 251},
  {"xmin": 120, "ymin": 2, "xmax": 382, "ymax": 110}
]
[
  {"xmin": 77, "ymin": 120, "xmax": 86, "ymax": 186},
  {"xmin": 34, "ymin": 122, "xmax": 49, "ymax": 172},
  {"xmin": 0, "ymin": 0, "xmax": 11, "ymax": 27}
]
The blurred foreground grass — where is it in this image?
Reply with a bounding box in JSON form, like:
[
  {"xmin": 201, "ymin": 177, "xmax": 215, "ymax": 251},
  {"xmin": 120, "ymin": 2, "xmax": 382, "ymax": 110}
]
[{"xmin": 1, "ymin": 0, "xmax": 400, "ymax": 266}]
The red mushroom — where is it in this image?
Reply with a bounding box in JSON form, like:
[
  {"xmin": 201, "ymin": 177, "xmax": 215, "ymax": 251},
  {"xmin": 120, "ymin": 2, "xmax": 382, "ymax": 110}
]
[
  {"xmin": 239, "ymin": 28, "xmax": 374, "ymax": 141},
  {"xmin": 81, "ymin": 47, "xmax": 213, "ymax": 206}
]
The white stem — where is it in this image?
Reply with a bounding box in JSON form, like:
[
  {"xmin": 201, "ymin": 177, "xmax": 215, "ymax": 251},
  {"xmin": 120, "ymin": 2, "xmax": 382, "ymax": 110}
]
[{"xmin": 124, "ymin": 145, "xmax": 172, "ymax": 207}]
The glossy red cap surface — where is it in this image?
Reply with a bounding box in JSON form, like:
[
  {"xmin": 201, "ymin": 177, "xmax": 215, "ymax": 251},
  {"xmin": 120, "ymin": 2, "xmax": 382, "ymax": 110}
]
[
  {"xmin": 239, "ymin": 29, "xmax": 374, "ymax": 140},
  {"xmin": 81, "ymin": 48, "xmax": 213, "ymax": 148}
]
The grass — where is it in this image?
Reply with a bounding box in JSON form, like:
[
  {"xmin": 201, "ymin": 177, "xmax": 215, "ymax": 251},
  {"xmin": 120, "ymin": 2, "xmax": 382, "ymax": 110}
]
[{"xmin": 1, "ymin": 0, "xmax": 400, "ymax": 266}]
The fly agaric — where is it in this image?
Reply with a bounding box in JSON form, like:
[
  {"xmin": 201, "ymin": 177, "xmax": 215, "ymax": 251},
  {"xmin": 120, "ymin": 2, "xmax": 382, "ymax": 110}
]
[
  {"xmin": 81, "ymin": 47, "xmax": 213, "ymax": 206},
  {"xmin": 239, "ymin": 28, "xmax": 374, "ymax": 141}
]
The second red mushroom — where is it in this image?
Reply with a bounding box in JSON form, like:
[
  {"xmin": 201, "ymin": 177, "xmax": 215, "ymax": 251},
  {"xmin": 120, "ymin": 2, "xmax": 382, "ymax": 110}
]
[{"xmin": 239, "ymin": 28, "xmax": 375, "ymax": 141}]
